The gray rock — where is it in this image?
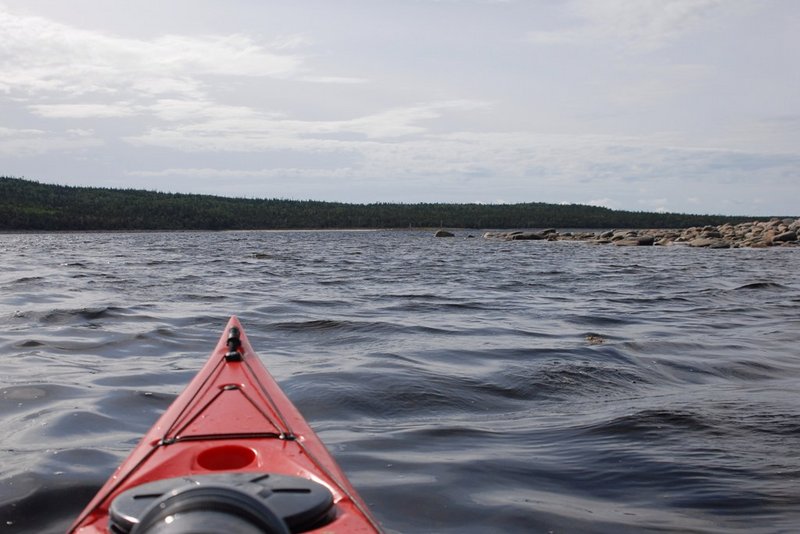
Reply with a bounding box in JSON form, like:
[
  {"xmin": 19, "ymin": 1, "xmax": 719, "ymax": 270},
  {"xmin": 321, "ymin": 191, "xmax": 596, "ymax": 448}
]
[
  {"xmin": 510, "ymin": 232, "xmax": 545, "ymax": 240},
  {"xmin": 688, "ymin": 238, "xmax": 731, "ymax": 248},
  {"xmin": 614, "ymin": 235, "xmax": 655, "ymax": 246},
  {"xmin": 773, "ymin": 230, "xmax": 797, "ymax": 243},
  {"xmin": 435, "ymin": 230, "xmax": 455, "ymax": 237}
]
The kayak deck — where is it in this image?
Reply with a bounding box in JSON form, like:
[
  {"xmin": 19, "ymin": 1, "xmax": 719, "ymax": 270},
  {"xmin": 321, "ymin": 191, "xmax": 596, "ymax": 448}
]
[{"xmin": 70, "ymin": 316, "xmax": 381, "ymax": 533}]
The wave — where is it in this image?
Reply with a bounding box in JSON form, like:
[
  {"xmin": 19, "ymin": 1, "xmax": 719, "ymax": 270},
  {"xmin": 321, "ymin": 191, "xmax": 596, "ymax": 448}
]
[
  {"xmin": 734, "ymin": 282, "xmax": 789, "ymax": 291},
  {"xmin": 11, "ymin": 306, "xmax": 130, "ymax": 325}
]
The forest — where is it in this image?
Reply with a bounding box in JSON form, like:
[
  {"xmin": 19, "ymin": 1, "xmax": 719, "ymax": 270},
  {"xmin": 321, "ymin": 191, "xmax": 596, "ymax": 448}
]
[{"xmin": 0, "ymin": 176, "xmax": 756, "ymax": 231}]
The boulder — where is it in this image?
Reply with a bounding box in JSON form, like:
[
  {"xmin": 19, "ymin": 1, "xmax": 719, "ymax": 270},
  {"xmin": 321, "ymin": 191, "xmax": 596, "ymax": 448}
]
[
  {"xmin": 614, "ymin": 235, "xmax": 655, "ymax": 246},
  {"xmin": 435, "ymin": 230, "xmax": 455, "ymax": 238},
  {"xmin": 510, "ymin": 232, "xmax": 545, "ymax": 240},
  {"xmin": 773, "ymin": 231, "xmax": 797, "ymax": 243},
  {"xmin": 688, "ymin": 237, "xmax": 730, "ymax": 248}
]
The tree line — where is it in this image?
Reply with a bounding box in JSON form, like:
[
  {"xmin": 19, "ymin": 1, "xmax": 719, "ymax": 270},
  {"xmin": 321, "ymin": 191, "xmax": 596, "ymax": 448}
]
[{"xmin": 0, "ymin": 176, "xmax": 757, "ymax": 231}]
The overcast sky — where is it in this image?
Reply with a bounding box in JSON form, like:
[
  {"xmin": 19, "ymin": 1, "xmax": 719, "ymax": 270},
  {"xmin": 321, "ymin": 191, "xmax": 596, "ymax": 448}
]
[{"xmin": 1, "ymin": 0, "xmax": 798, "ymax": 215}]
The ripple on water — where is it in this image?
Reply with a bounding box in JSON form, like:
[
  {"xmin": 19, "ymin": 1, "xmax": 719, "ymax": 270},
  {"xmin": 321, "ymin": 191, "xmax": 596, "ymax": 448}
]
[{"xmin": 0, "ymin": 231, "xmax": 799, "ymax": 533}]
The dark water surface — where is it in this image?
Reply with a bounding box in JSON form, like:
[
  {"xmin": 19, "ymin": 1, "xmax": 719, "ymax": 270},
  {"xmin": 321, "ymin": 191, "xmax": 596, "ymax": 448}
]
[{"xmin": 1, "ymin": 230, "xmax": 799, "ymax": 533}]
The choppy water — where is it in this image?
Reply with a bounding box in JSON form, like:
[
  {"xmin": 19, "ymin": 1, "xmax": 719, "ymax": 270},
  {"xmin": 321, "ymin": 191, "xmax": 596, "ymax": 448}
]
[{"xmin": 1, "ymin": 230, "xmax": 799, "ymax": 533}]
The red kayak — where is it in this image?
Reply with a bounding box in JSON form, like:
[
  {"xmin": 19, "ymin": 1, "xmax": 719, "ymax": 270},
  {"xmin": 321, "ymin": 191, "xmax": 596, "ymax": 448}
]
[{"xmin": 70, "ymin": 316, "xmax": 382, "ymax": 533}]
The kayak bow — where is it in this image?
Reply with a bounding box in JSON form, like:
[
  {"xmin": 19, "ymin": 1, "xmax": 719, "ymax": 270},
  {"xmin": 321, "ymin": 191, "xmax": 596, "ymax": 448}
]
[{"xmin": 70, "ymin": 316, "xmax": 381, "ymax": 533}]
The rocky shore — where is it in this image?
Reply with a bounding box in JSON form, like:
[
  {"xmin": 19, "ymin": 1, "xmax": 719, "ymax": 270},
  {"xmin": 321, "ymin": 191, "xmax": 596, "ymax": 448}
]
[{"xmin": 480, "ymin": 218, "xmax": 800, "ymax": 248}]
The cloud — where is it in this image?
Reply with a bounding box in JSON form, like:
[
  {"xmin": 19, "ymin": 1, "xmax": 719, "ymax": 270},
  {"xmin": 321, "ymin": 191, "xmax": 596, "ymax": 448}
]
[
  {"xmin": 147, "ymin": 99, "xmax": 278, "ymax": 123},
  {"xmin": 526, "ymin": 0, "xmax": 729, "ymax": 52},
  {"xmin": 603, "ymin": 64, "xmax": 710, "ymax": 106},
  {"xmin": 127, "ymin": 167, "xmax": 357, "ymax": 180},
  {"xmin": 0, "ymin": 7, "xmax": 310, "ymax": 100},
  {"xmin": 28, "ymin": 103, "xmax": 137, "ymax": 118},
  {"xmin": 0, "ymin": 126, "xmax": 102, "ymax": 156},
  {"xmin": 299, "ymin": 75, "xmax": 369, "ymax": 84},
  {"xmin": 585, "ymin": 198, "xmax": 617, "ymax": 209},
  {"xmin": 637, "ymin": 197, "xmax": 669, "ymax": 212},
  {"xmin": 125, "ymin": 99, "xmax": 491, "ymax": 150},
  {"xmin": 124, "ymin": 128, "xmax": 799, "ymax": 198}
]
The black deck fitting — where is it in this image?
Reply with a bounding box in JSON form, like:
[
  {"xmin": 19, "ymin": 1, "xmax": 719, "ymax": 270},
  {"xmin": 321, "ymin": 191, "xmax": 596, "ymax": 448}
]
[
  {"xmin": 225, "ymin": 326, "xmax": 243, "ymax": 361},
  {"xmin": 225, "ymin": 350, "xmax": 243, "ymax": 362}
]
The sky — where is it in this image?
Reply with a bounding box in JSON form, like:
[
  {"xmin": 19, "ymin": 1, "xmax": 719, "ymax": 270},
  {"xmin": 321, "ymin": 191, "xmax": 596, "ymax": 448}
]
[{"xmin": 1, "ymin": 0, "xmax": 798, "ymax": 216}]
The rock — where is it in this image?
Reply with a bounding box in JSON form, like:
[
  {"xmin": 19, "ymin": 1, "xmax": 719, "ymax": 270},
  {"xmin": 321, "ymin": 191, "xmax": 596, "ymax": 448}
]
[
  {"xmin": 482, "ymin": 219, "xmax": 798, "ymax": 248},
  {"xmin": 510, "ymin": 232, "xmax": 545, "ymax": 240},
  {"xmin": 688, "ymin": 238, "xmax": 730, "ymax": 248},
  {"xmin": 586, "ymin": 334, "xmax": 605, "ymax": 345},
  {"xmin": 435, "ymin": 230, "xmax": 455, "ymax": 237},
  {"xmin": 614, "ymin": 235, "xmax": 655, "ymax": 246},
  {"xmin": 773, "ymin": 231, "xmax": 797, "ymax": 243}
]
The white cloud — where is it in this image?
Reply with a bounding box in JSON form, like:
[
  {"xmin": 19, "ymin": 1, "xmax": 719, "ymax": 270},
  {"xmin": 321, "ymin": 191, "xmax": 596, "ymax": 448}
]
[
  {"xmin": 603, "ymin": 64, "xmax": 710, "ymax": 107},
  {"xmin": 124, "ymin": 127, "xmax": 799, "ymax": 203},
  {"xmin": 0, "ymin": 7, "xmax": 308, "ymax": 100},
  {"xmin": 0, "ymin": 126, "xmax": 102, "ymax": 156},
  {"xmin": 0, "ymin": 126, "xmax": 44, "ymax": 137},
  {"xmin": 125, "ymin": 100, "xmax": 491, "ymax": 150},
  {"xmin": 147, "ymin": 99, "xmax": 278, "ymax": 123},
  {"xmin": 638, "ymin": 197, "xmax": 669, "ymax": 212},
  {"xmin": 127, "ymin": 167, "xmax": 357, "ymax": 180},
  {"xmin": 269, "ymin": 34, "xmax": 314, "ymax": 50},
  {"xmin": 28, "ymin": 103, "xmax": 137, "ymax": 118},
  {"xmin": 527, "ymin": 0, "xmax": 729, "ymax": 52},
  {"xmin": 585, "ymin": 198, "xmax": 617, "ymax": 209},
  {"xmin": 299, "ymin": 75, "xmax": 369, "ymax": 84}
]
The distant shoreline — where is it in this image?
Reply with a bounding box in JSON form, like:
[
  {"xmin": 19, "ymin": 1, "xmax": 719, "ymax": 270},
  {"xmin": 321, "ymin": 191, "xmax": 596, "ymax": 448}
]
[{"xmin": 4, "ymin": 176, "xmax": 789, "ymax": 232}]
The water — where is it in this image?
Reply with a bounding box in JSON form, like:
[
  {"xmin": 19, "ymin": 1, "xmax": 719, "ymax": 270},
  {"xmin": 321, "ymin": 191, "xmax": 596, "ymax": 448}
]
[{"xmin": 1, "ymin": 230, "xmax": 799, "ymax": 533}]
